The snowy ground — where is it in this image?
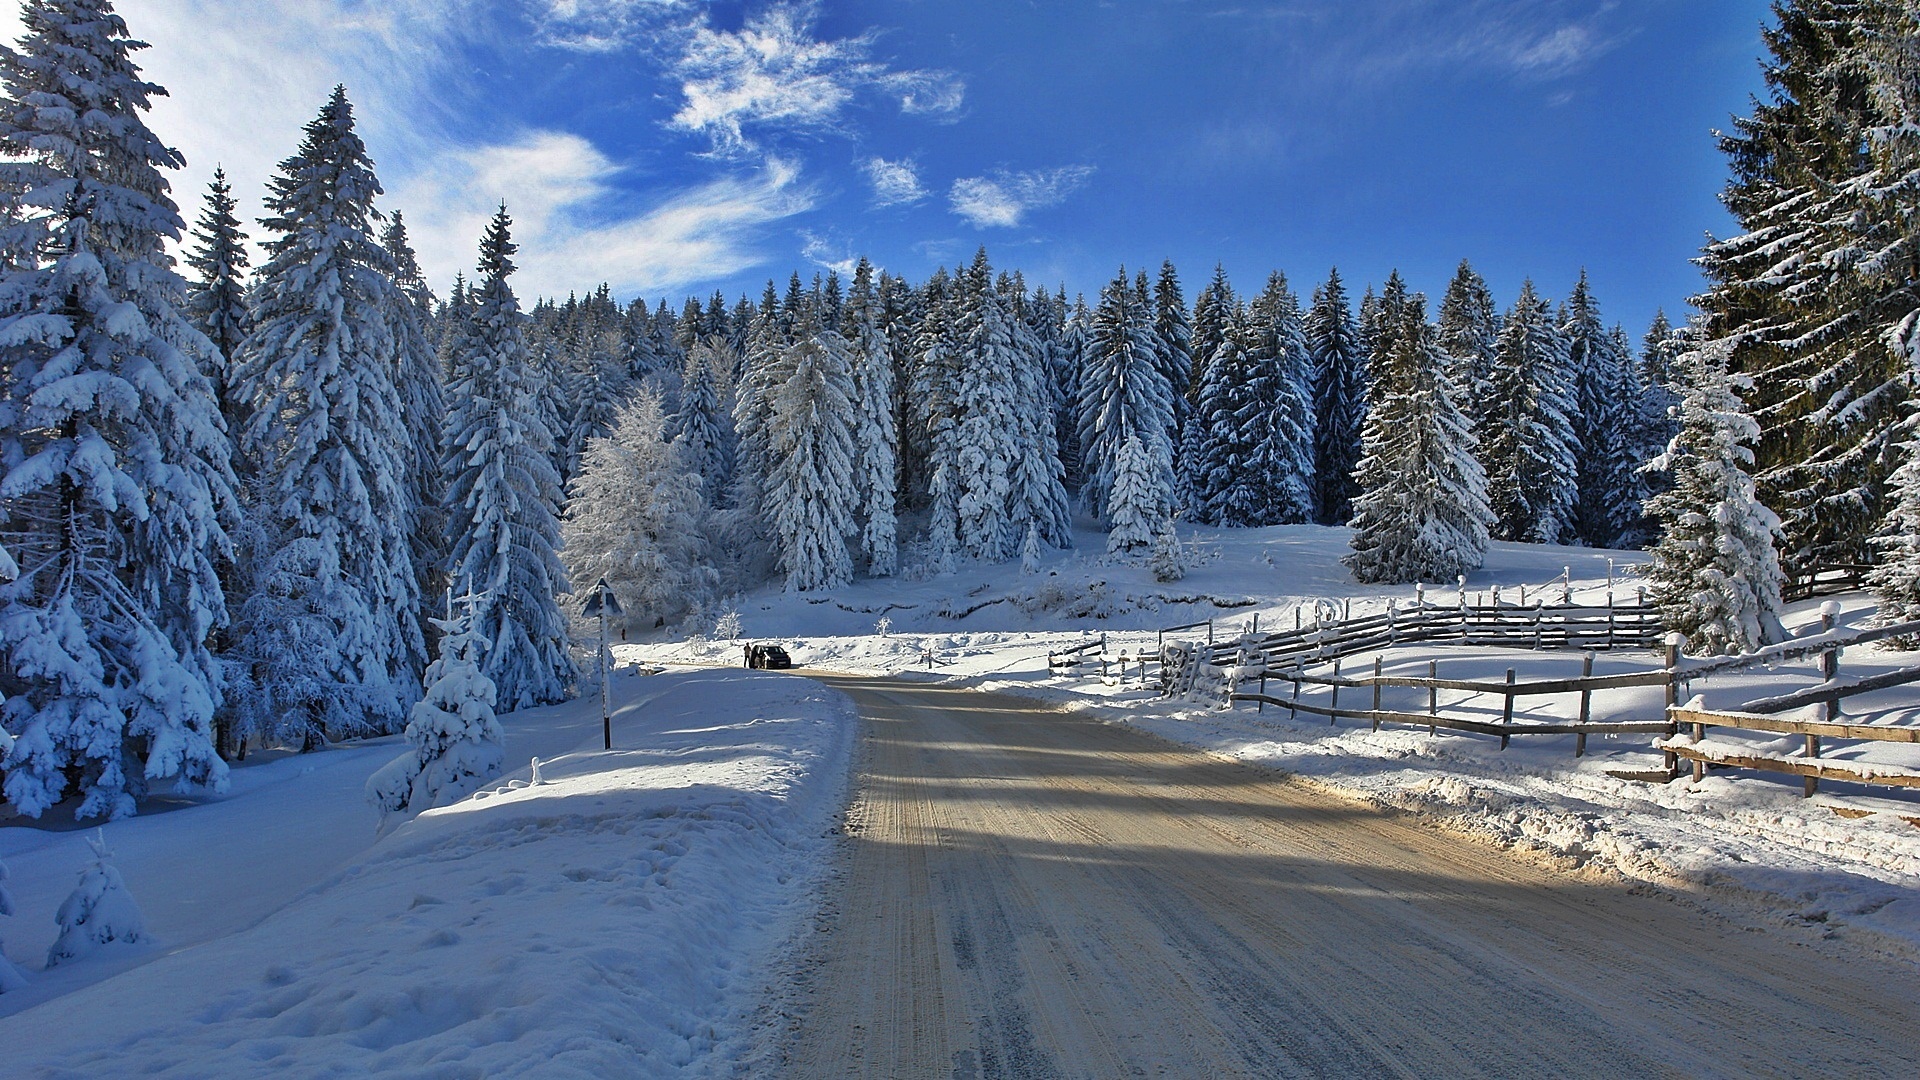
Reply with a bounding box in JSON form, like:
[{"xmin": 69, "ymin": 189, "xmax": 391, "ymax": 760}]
[
  {"xmin": 0, "ymin": 668, "xmax": 855, "ymax": 1078},
  {"xmin": 627, "ymin": 522, "xmax": 1920, "ymax": 961}
]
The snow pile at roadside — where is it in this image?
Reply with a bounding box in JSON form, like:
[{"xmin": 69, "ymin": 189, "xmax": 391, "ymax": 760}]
[
  {"xmin": 621, "ymin": 522, "xmax": 1920, "ymax": 959},
  {"xmin": 0, "ymin": 669, "xmax": 855, "ymax": 1079}
]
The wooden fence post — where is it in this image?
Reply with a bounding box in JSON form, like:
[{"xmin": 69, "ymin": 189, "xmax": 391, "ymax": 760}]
[
  {"xmin": 1330, "ymin": 657, "xmax": 1341, "ymax": 725},
  {"xmin": 1428, "ymin": 659, "xmax": 1438, "ymax": 723},
  {"xmin": 1371, "ymin": 655, "xmax": 1383, "ymax": 731},
  {"xmin": 1562, "ymin": 566, "xmax": 1572, "ymax": 606},
  {"xmin": 1576, "ymin": 652, "xmax": 1594, "ymax": 758},
  {"xmin": 1458, "ymin": 575, "xmax": 1469, "ymax": 643},
  {"xmin": 1500, "ymin": 668, "xmax": 1515, "ymax": 749},
  {"xmin": 1289, "ymin": 662, "xmax": 1299, "ymax": 719},
  {"xmin": 1663, "ymin": 632, "xmax": 1683, "ymax": 778},
  {"xmin": 1810, "ymin": 602, "xmax": 1841, "ymax": 797},
  {"xmin": 1258, "ymin": 670, "xmax": 1266, "ymax": 712},
  {"xmin": 1532, "ymin": 601, "xmax": 1543, "ymax": 650}
]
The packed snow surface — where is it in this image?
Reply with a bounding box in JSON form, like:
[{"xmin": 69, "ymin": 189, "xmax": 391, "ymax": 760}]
[{"xmin": 0, "ymin": 668, "xmax": 855, "ymax": 1077}]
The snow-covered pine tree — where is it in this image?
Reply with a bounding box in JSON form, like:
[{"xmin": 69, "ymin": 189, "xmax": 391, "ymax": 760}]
[
  {"xmin": 567, "ymin": 391, "xmax": 716, "ymax": 631},
  {"xmin": 1005, "ymin": 275, "xmax": 1073, "ymax": 549},
  {"xmin": 1480, "ymin": 280, "xmax": 1578, "ymax": 544},
  {"xmin": 912, "ymin": 270, "xmax": 964, "ymax": 569},
  {"xmin": 1559, "ymin": 272, "xmax": 1639, "ymax": 547},
  {"xmin": 1345, "ymin": 295, "xmax": 1491, "ymax": 584},
  {"xmin": 183, "ymin": 166, "xmax": 250, "ymax": 435},
  {"xmin": 442, "ymin": 205, "xmax": 576, "ymax": 710},
  {"xmin": 228, "ymin": 86, "xmax": 422, "ymax": 747},
  {"xmin": 1645, "ymin": 339, "xmax": 1787, "ymax": 654},
  {"xmin": 1150, "ymin": 514, "xmax": 1186, "ymax": 583},
  {"xmin": 766, "ymin": 316, "xmax": 859, "ymax": 591},
  {"xmin": 1624, "ymin": 311, "xmax": 1686, "ymax": 548},
  {"xmin": 844, "ymin": 258, "xmax": 899, "ymax": 575},
  {"xmin": 365, "ymin": 598, "xmax": 502, "ymax": 815},
  {"xmin": 668, "ymin": 336, "xmax": 735, "ymax": 506},
  {"xmin": 384, "ymin": 212, "xmax": 447, "ymax": 639},
  {"xmin": 0, "ymin": 0, "xmax": 235, "ymax": 819},
  {"xmin": 1153, "ymin": 260, "xmax": 1194, "ymax": 444},
  {"xmin": 1189, "ymin": 302, "xmax": 1258, "ymax": 525},
  {"xmin": 952, "ymin": 250, "xmax": 1022, "ymax": 561},
  {"xmin": 1078, "ymin": 267, "xmax": 1174, "ymax": 531},
  {"xmin": 1057, "ymin": 293, "xmax": 1093, "ymax": 498},
  {"xmin": 1697, "ymin": 0, "xmax": 1911, "ymax": 572},
  {"xmin": 1106, "ymin": 433, "xmax": 1167, "ymax": 557},
  {"xmin": 1306, "ymin": 267, "xmax": 1369, "ymax": 525},
  {"xmin": 46, "ymin": 829, "xmax": 146, "ymax": 966},
  {"xmin": 561, "ymin": 305, "xmax": 634, "ymax": 490},
  {"xmin": 1435, "ymin": 260, "xmax": 1498, "ymax": 433},
  {"xmin": 1245, "ymin": 272, "xmax": 1316, "ymax": 525}
]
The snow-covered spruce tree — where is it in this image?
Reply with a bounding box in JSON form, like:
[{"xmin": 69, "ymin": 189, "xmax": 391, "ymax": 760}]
[
  {"xmin": 1560, "ymin": 272, "xmax": 1639, "ymax": 547},
  {"xmin": 1106, "ymin": 433, "xmax": 1168, "ymax": 557},
  {"xmin": 1345, "ymin": 295, "xmax": 1492, "ymax": 584},
  {"xmin": 183, "ymin": 166, "xmax": 249, "ymax": 434},
  {"xmin": 912, "ymin": 270, "xmax": 963, "ymax": 571},
  {"xmin": 0, "ymin": 0, "xmax": 235, "ymax": 820},
  {"xmin": 1005, "ymin": 276, "xmax": 1073, "ymax": 549},
  {"xmin": 1057, "ymin": 293, "xmax": 1093, "ymax": 497},
  {"xmin": 384, "ymin": 212, "xmax": 447, "ymax": 638},
  {"xmin": 1622, "ymin": 311, "xmax": 1687, "ymax": 548},
  {"xmin": 565, "ymin": 391, "xmax": 716, "ymax": 632},
  {"xmin": 228, "ymin": 86, "xmax": 422, "ymax": 746},
  {"xmin": 560, "ymin": 289, "xmax": 633, "ymax": 490},
  {"xmin": 668, "ymin": 336, "xmax": 735, "ymax": 507},
  {"xmin": 46, "ymin": 829, "xmax": 146, "ymax": 967},
  {"xmin": 1078, "ymin": 267, "xmax": 1174, "ymax": 530},
  {"xmin": 1188, "ymin": 302, "xmax": 1258, "ymax": 525},
  {"xmin": 1306, "ymin": 267, "xmax": 1369, "ymax": 526},
  {"xmin": 953, "ymin": 249, "xmax": 1021, "ymax": 561},
  {"xmin": 1245, "ymin": 272, "xmax": 1316, "ymax": 525},
  {"xmin": 365, "ymin": 602, "xmax": 502, "ymax": 816},
  {"xmin": 1697, "ymin": 0, "xmax": 1910, "ymax": 572},
  {"xmin": 766, "ymin": 322, "xmax": 859, "ymax": 591},
  {"xmin": 1481, "ymin": 280, "xmax": 1578, "ymax": 545},
  {"xmin": 1153, "ymin": 260, "xmax": 1194, "ymax": 444},
  {"xmin": 1645, "ymin": 339, "xmax": 1788, "ymax": 655},
  {"xmin": 844, "ymin": 258, "xmax": 899, "ymax": 576},
  {"xmin": 1435, "ymin": 260, "xmax": 1498, "ymax": 433},
  {"xmin": 726, "ymin": 282, "xmax": 790, "ymax": 577},
  {"xmin": 442, "ymin": 205, "xmax": 576, "ymax": 710},
  {"xmin": 1150, "ymin": 515, "xmax": 1185, "ymax": 583}
]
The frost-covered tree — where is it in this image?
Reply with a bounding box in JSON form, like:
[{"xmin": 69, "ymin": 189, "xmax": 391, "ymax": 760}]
[
  {"xmin": 667, "ymin": 336, "xmax": 735, "ymax": 506},
  {"xmin": 1306, "ymin": 267, "xmax": 1368, "ymax": 525},
  {"xmin": 564, "ymin": 392, "xmax": 716, "ymax": 632},
  {"xmin": 1481, "ymin": 280, "xmax": 1577, "ymax": 544},
  {"xmin": 912, "ymin": 270, "xmax": 963, "ymax": 569},
  {"xmin": 844, "ymin": 258, "xmax": 899, "ymax": 575},
  {"xmin": 228, "ymin": 86, "xmax": 422, "ymax": 746},
  {"xmin": 952, "ymin": 250, "xmax": 1022, "ymax": 561},
  {"xmin": 1435, "ymin": 260, "xmax": 1498, "ymax": 428},
  {"xmin": 1153, "ymin": 260, "xmax": 1193, "ymax": 441},
  {"xmin": 1188, "ymin": 303, "xmax": 1258, "ymax": 525},
  {"xmin": 46, "ymin": 829, "xmax": 146, "ymax": 966},
  {"xmin": 767, "ymin": 328, "xmax": 859, "ymax": 591},
  {"xmin": 384, "ymin": 211, "xmax": 446, "ymax": 629},
  {"xmin": 1345, "ymin": 296, "xmax": 1491, "ymax": 584},
  {"xmin": 1245, "ymin": 272, "xmax": 1316, "ymax": 525},
  {"xmin": 0, "ymin": 0, "xmax": 235, "ymax": 819},
  {"xmin": 1107, "ymin": 433, "xmax": 1168, "ymax": 557},
  {"xmin": 1645, "ymin": 339, "xmax": 1787, "ymax": 654},
  {"xmin": 1005, "ymin": 277, "xmax": 1073, "ymax": 549},
  {"xmin": 1560, "ymin": 272, "xmax": 1639, "ymax": 547},
  {"xmin": 1078, "ymin": 267, "xmax": 1174, "ymax": 528},
  {"xmin": 365, "ymin": 602, "xmax": 502, "ymax": 816},
  {"xmin": 442, "ymin": 205, "xmax": 576, "ymax": 710},
  {"xmin": 183, "ymin": 166, "xmax": 249, "ymax": 432}
]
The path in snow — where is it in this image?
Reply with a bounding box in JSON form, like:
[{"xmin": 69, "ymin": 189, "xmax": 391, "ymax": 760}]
[{"xmin": 780, "ymin": 675, "xmax": 1920, "ymax": 1077}]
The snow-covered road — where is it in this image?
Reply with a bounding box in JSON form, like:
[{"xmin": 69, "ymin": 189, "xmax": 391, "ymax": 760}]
[{"xmin": 781, "ymin": 675, "xmax": 1920, "ymax": 1077}]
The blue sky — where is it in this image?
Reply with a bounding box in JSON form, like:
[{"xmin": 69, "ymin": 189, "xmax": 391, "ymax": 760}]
[{"xmin": 62, "ymin": 1, "xmax": 1770, "ymax": 335}]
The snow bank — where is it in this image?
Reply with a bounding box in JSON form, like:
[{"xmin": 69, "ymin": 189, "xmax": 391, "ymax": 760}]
[{"xmin": 0, "ymin": 669, "xmax": 855, "ymax": 1078}]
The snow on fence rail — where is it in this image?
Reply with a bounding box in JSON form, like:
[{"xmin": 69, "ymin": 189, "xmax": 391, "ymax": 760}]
[{"xmin": 1663, "ymin": 604, "xmax": 1920, "ymax": 796}]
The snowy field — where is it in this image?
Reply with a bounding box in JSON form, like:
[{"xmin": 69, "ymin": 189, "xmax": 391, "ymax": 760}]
[
  {"xmin": 627, "ymin": 522, "xmax": 1920, "ymax": 960},
  {"xmin": 0, "ymin": 668, "xmax": 855, "ymax": 1077}
]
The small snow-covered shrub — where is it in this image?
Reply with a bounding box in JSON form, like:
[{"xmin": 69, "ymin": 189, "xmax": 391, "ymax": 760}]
[
  {"xmin": 711, "ymin": 609, "xmax": 743, "ymax": 642},
  {"xmin": 874, "ymin": 616, "xmax": 892, "ymax": 636},
  {"xmin": 46, "ymin": 830, "xmax": 147, "ymax": 967}
]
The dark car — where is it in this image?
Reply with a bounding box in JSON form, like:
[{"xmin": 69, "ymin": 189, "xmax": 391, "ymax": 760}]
[{"xmin": 744, "ymin": 643, "xmax": 793, "ymax": 670}]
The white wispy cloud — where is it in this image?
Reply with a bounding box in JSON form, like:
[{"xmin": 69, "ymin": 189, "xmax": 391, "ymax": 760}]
[
  {"xmin": 862, "ymin": 157, "xmax": 927, "ymax": 207},
  {"xmin": 395, "ymin": 139, "xmax": 815, "ymax": 298},
  {"xmin": 799, "ymin": 231, "xmax": 857, "ymax": 278},
  {"xmin": 665, "ymin": 1, "xmax": 963, "ymax": 154},
  {"xmin": 948, "ymin": 166, "xmax": 1095, "ymax": 229}
]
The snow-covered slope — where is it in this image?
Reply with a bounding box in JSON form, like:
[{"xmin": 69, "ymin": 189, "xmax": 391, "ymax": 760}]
[{"xmin": 0, "ymin": 669, "xmax": 855, "ymax": 1077}]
